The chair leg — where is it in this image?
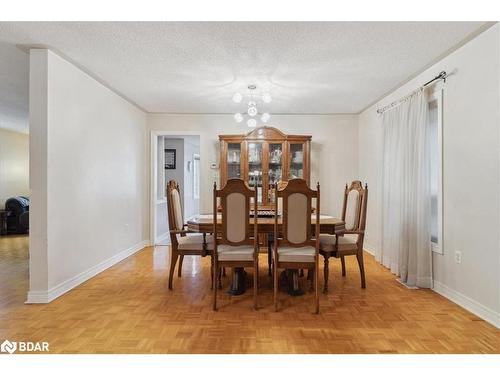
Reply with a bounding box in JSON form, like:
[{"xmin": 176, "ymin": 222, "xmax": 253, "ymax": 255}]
[
  {"xmin": 168, "ymin": 250, "xmax": 178, "ymax": 290},
  {"xmin": 323, "ymin": 255, "xmax": 330, "ymax": 294},
  {"xmin": 273, "ymin": 259, "xmax": 278, "ymax": 312},
  {"xmin": 309, "ymin": 268, "xmax": 314, "ymax": 292},
  {"xmin": 315, "ymin": 260, "xmax": 319, "ymax": 314},
  {"xmin": 356, "ymin": 251, "xmax": 366, "ymax": 289},
  {"xmin": 253, "ymin": 260, "xmax": 258, "ymax": 310},
  {"xmin": 177, "ymin": 254, "xmax": 184, "ymax": 277},
  {"xmin": 299, "ymin": 269, "xmax": 305, "ymax": 277},
  {"xmin": 267, "ymin": 243, "xmax": 272, "ymax": 277},
  {"xmin": 340, "ymin": 255, "xmax": 346, "ymax": 277},
  {"xmin": 222, "ymin": 267, "xmax": 227, "ymax": 277},
  {"xmin": 213, "ymin": 262, "xmax": 218, "ymax": 311},
  {"xmin": 306, "ymin": 269, "xmax": 312, "ymax": 281},
  {"xmin": 218, "ymin": 268, "xmax": 223, "ymax": 289},
  {"xmin": 210, "ymin": 255, "xmax": 214, "ymax": 290}
]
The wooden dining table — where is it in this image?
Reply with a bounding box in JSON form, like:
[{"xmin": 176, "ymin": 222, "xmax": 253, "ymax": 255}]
[
  {"xmin": 187, "ymin": 214, "xmax": 345, "ymax": 235},
  {"xmin": 187, "ymin": 214, "xmax": 346, "ymax": 295}
]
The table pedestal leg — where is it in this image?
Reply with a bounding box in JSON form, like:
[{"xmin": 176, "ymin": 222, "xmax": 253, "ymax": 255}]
[
  {"xmin": 280, "ymin": 269, "xmax": 304, "ymax": 296},
  {"xmin": 227, "ymin": 267, "xmax": 247, "ymax": 295}
]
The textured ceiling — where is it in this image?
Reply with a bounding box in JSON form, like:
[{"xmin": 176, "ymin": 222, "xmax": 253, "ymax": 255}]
[{"xmin": 0, "ymin": 22, "xmax": 487, "ymax": 131}]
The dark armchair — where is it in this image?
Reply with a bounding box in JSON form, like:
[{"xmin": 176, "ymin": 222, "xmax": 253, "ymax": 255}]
[{"xmin": 5, "ymin": 196, "xmax": 29, "ymax": 234}]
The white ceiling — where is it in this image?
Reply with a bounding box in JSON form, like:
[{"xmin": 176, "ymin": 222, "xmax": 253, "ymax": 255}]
[{"xmin": 0, "ymin": 21, "xmax": 488, "ymax": 132}]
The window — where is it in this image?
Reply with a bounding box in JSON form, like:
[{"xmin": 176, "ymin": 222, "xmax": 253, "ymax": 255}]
[
  {"xmin": 428, "ymin": 89, "xmax": 443, "ymax": 254},
  {"xmin": 193, "ymin": 154, "xmax": 200, "ymax": 200}
]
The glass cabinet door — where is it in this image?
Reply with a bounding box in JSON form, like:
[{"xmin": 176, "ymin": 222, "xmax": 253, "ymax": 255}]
[
  {"xmin": 288, "ymin": 143, "xmax": 305, "ymax": 179},
  {"xmin": 268, "ymin": 143, "xmax": 283, "ymax": 186},
  {"xmin": 227, "ymin": 143, "xmax": 241, "ymax": 179},
  {"xmin": 247, "ymin": 142, "xmax": 263, "ymax": 203}
]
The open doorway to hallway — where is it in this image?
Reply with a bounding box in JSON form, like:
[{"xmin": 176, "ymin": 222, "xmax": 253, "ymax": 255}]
[
  {"xmin": 154, "ymin": 135, "xmax": 201, "ymax": 246},
  {"xmin": 0, "ymin": 41, "xmax": 30, "ymax": 306}
]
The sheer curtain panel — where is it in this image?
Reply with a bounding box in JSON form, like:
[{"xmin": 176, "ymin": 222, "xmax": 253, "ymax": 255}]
[{"xmin": 379, "ymin": 88, "xmax": 432, "ymax": 288}]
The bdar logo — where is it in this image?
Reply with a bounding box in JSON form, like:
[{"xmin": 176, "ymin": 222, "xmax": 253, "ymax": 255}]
[{"xmin": 1, "ymin": 340, "xmax": 17, "ymax": 354}]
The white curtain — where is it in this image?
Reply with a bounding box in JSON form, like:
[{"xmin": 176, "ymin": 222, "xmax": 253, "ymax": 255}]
[{"xmin": 378, "ymin": 88, "xmax": 432, "ymax": 288}]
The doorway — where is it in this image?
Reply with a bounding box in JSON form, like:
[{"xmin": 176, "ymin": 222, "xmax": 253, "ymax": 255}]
[
  {"xmin": 151, "ymin": 134, "xmax": 201, "ymax": 245},
  {"xmin": 0, "ymin": 41, "xmax": 30, "ymax": 306}
]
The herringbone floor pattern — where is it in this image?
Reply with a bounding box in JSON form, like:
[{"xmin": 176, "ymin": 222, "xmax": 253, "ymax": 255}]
[{"xmin": 0, "ymin": 236, "xmax": 498, "ymax": 353}]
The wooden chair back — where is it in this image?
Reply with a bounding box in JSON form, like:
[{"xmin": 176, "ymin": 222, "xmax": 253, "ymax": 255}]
[
  {"xmin": 275, "ymin": 178, "xmax": 320, "ymax": 249},
  {"xmin": 341, "ymin": 180, "xmax": 368, "ymax": 238},
  {"xmin": 213, "ymin": 178, "xmax": 258, "ymax": 248},
  {"xmin": 166, "ymin": 180, "xmax": 184, "ymax": 246}
]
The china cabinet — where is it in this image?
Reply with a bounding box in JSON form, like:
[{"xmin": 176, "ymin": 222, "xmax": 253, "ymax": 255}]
[{"xmin": 219, "ymin": 126, "xmax": 311, "ymax": 209}]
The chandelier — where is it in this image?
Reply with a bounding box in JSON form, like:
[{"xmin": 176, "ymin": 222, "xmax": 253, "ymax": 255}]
[{"xmin": 232, "ymin": 84, "xmax": 271, "ymax": 127}]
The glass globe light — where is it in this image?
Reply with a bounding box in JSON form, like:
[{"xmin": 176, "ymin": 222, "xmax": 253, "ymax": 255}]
[
  {"xmin": 261, "ymin": 113, "xmax": 271, "ymax": 123},
  {"xmin": 247, "ymin": 118, "xmax": 257, "ymax": 128},
  {"xmin": 234, "ymin": 113, "xmax": 243, "ymax": 123},
  {"xmin": 232, "ymin": 92, "xmax": 243, "ymax": 103},
  {"xmin": 262, "ymin": 92, "xmax": 272, "ymax": 103},
  {"xmin": 247, "ymin": 106, "xmax": 258, "ymax": 117}
]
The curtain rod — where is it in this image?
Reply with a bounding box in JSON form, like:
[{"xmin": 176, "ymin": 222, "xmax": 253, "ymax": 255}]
[{"xmin": 377, "ymin": 71, "xmax": 447, "ymax": 114}]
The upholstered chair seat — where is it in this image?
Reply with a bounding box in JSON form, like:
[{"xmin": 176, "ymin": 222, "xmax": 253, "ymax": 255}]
[
  {"xmin": 177, "ymin": 233, "xmax": 214, "ymax": 250},
  {"xmin": 217, "ymin": 244, "xmax": 255, "ymax": 261},
  {"xmin": 277, "ymin": 246, "xmax": 315, "ymax": 262},
  {"xmin": 319, "ymin": 234, "xmax": 358, "ymax": 252}
]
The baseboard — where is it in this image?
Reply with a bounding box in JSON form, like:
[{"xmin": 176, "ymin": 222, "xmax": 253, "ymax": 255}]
[
  {"xmin": 155, "ymin": 231, "xmax": 170, "ymax": 245},
  {"xmin": 26, "ymin": 239, "xmax": 149, "ymax": 304},
  {"xmin": 432, "ymin": 280, "xmax": 500, "ymax": 329},
  {"xmin": 362, "ymin": 243, "xmax": 376, "ymax": 256}
]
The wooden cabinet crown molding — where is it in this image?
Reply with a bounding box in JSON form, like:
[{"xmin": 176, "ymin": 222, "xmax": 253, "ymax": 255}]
[{"xmin": 219, "ymin": 126, "xmax": 312, "ymax": 142}]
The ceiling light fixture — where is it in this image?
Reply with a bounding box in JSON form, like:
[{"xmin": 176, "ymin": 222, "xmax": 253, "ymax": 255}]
[
  {"xmin": 232, "ymin": 85, "xmax": 272, "ymax": 127},
  {"xmin": 232, "ymin": 92, "xmax": 243, "ymax": 103},
  {"xmin": 247, "ymin": 118, "xmax": 257, "ymax": 128},
  {"xmin": 234, "ymin": 113, "xmax": 243, "ymax": 123}
]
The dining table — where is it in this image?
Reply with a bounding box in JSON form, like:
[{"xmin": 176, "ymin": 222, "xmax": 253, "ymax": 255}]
[{"xmin": 187, "ymin": 214, "xmax": 346, "ymax": 296}]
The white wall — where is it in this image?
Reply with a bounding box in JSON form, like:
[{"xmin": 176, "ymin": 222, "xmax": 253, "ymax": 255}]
[
  {"xmin": 148, "ymin": 114, "xmax": 359, "ymax": 218},
  {"xmin": 0, "ymin": 128, "xmax": 29, "ymax": 209},
  {"xmin": 358, "ymin": 24, "xmax": 500, "ymax": 326},
  {"xmin": 28, "ymin": 49, "xmax": 148, "ymax": 302}
]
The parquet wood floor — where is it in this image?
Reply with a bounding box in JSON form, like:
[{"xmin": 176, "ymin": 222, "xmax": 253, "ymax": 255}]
[{"xmin": 0, "ymin": 236, "xmax": 498, "ymax": 354}]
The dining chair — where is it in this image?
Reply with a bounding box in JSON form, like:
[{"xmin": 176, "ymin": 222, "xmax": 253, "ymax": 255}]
[
  {"xmin": 272, "ymin": 178, "xmax": 320, "ymax": 313},
  {"xmin": 212, "ymin": 178, "xmax": 259, "ymax": 311},
  {"xmin": 319, "ymin": 180, "xmax": 368, "ymax": 292},
  {"xmin": 166, "ymin": 180, "xmax": 213, "ymax": 290}
]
